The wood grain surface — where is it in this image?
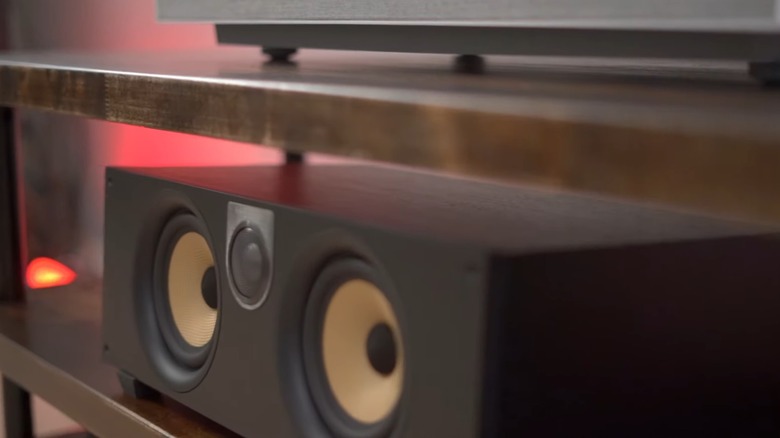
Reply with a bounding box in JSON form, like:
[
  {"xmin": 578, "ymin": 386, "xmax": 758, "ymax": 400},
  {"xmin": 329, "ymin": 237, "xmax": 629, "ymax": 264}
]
[{"xmin": 0, "ymin": 49, "xmax": 779, "ymax": 223}]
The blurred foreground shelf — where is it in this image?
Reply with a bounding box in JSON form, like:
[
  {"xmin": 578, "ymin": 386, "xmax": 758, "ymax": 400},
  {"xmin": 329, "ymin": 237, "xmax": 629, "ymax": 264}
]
[
  {"xmin": 0, "ymin": 281, "xmax": 234, "ymax": 438},
  {"xmin": 0, "ymin": 49, "xmax": 779, "ymax": 222}
]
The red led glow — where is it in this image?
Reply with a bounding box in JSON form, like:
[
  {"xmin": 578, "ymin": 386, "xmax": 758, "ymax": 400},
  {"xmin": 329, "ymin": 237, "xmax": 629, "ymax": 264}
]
[{"xmin": 26, "ymin": 257, "xmax": 77, "ymax": 289}]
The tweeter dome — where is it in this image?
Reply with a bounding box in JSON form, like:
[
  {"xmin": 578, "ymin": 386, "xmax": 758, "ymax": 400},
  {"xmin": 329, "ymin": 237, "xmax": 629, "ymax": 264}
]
[{"xmin": 104, "ymin": 165, "xmax": 780, "ymax": 437}]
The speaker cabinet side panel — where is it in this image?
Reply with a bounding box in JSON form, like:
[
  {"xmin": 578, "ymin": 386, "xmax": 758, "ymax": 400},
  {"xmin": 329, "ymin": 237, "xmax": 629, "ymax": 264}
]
[{"xmin": 488, "ymin": 236, "xmax": 780, "ymax": 437}]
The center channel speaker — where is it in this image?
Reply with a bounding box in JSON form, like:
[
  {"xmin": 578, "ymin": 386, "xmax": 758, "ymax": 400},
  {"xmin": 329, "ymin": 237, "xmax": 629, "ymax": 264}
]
[{"xmin": 104, "ymin": 164, "xmax": 780, "ymax": 437}]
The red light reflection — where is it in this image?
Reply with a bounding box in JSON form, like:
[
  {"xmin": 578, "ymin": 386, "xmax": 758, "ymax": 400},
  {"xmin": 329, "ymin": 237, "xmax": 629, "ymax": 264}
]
[{"xmin": 26, "ymin": 257, "xmax": 77, "ymax": 289}]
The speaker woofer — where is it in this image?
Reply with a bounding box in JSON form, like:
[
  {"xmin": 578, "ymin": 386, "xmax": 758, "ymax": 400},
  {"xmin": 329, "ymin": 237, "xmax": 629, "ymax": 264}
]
[
  {"xmin": 303, "ymin": 257, "xmax": 404, "ymax": 438},
  {"xmin": 153, "ymin": 212, "xmax": 219, "ymax": 370},
  {"xmin": 168, "ymin": 231, "xmax": 217, "ymax": 347}
]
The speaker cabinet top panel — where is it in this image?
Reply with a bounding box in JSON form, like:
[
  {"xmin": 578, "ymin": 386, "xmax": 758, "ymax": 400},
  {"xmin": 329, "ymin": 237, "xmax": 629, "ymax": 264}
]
[
  {"xmin": 158, "ymin": 0, "xmax": 779, "ymax": 31},
  {"xmin": 115, "ymin": 165, "xmax": 770, "ymax": 253}
]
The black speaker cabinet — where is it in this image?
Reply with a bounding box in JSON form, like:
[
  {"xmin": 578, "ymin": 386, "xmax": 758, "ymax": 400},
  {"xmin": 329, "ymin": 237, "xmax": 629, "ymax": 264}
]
[{"xmin": 103, "ymin": 164, "xmax": 780, "ymax": 437}]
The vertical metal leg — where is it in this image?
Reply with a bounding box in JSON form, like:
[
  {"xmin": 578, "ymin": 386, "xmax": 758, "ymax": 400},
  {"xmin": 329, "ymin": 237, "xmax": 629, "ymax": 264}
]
[
  {"xmin": 0, "ymin": 4, "xmax": 33, "ymax": 436},
  {"xmin": 262, "ymin": 47, "xmax": 298, "ymax": 63},
  {"xmin": 3, "ymin": 378, "xmax": 32, "ymax": 438},
  {"xmin": 0, "ymin": 108, "xmax": 32, "ymax": 437},
  {"xmin": 454, "ymin": 54, "xmax": 486, "ymax": 74},
  {"xmin": 0, "ymin": 107, "xmax": 24, "ymax": 302}
]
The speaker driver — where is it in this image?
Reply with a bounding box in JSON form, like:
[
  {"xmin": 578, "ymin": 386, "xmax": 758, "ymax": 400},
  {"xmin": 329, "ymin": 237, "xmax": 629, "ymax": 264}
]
[
  {"xmin": 226, "ymin": 202, "xmax": 274, "ymax": 310},
  {"xmin": 168, "ymin": 231, "xmax": 218, "ymax": 347},
  {"xmin": 304, "ymin": 258, "xmax": 404, "ymax": 438},
  {"xmin": 153, "ymin": 212, "xmax": 219, "ymax": 370}
]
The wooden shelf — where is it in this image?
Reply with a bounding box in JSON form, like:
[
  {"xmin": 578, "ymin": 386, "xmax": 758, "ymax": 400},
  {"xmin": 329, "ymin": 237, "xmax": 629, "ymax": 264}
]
[
  {"xmin": 0, "ymin": 49, "xmax": 779, "ymax": 223},
  {"xmin": 0, "ymin": 280, "xmax": 236, "ymax": 438}
]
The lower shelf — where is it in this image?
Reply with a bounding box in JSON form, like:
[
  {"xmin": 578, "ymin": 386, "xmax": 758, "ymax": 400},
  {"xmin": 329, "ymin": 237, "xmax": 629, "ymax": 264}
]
[{"xmin": 0, "ymin": 280, "xmax": 234, "ymax": 437}]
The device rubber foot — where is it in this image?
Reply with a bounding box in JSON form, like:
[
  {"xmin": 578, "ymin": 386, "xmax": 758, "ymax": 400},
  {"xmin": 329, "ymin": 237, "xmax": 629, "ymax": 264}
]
[
  {"xmin": 118, "ymin": 370, "xmax": 160, "ymax": 400},
  {"xmin": 262, "ymin": 48, "xmax": 298, "ymax": 62},
  {"xmin": 284, "ymin": 151, "xmax": 305, "ymax": 164},
  {"xmin": 454, "ymin": 54, "xmax": 485, "ymax": 74},
  {"xmin": 749, "ymin": 60, "xmax": 780, "ymax": 86}
]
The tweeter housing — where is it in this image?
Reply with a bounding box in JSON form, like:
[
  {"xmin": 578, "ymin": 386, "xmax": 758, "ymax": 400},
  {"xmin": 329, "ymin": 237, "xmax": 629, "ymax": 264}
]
[{"xmin": 226, "ymin": 201, "xmax": 274, "ymax": 310}]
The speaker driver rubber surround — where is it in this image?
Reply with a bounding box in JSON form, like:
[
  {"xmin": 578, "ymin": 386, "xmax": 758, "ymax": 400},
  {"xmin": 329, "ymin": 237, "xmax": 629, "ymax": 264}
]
[
  {"xmin": 151, "ymin": 211, "xmax": 220, "ymax": 373},
  {"xmin": 303, "ymin": 257, "xmax": 404, "ymax": 438}
]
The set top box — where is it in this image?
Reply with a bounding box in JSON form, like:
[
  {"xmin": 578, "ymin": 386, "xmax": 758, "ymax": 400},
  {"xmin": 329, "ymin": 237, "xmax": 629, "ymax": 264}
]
[
  {"xmin": 159, "ymin": 0, "xmax": 780, "ymax": 69},
  {"xmin": 104, "ymin": 164, "xmax": 780, "ymax": 437}
]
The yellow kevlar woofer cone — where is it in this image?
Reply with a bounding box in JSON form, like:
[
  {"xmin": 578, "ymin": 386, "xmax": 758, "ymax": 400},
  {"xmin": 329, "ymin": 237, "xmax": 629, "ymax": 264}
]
[
  {"xmin": 168, "ymin": 231, "xmax": 218, "ymax": 348},
  {"xmin": 322, "ymin": 279, "xmax": 404, "ymax": 424}
]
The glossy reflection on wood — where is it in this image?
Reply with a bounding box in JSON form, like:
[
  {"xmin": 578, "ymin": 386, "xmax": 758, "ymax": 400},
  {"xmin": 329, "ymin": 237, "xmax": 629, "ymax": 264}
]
[
  {"xmin": 0, "ymin": 281, "xmax": 236, "ymax": 437},
  {"xmin": 0, "ymin": 50, "xmax": 779, "ymax": 222}
]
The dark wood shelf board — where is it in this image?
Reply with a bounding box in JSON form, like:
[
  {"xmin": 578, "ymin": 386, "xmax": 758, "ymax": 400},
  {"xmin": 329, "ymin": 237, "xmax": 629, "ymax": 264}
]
[
  {"xmin": 0, "ymin": 49, "xmax": 780, "ymax": 223},
  {"xmin": 0, "ymin": 280, "xmax": 234, "ymax": 438}
]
